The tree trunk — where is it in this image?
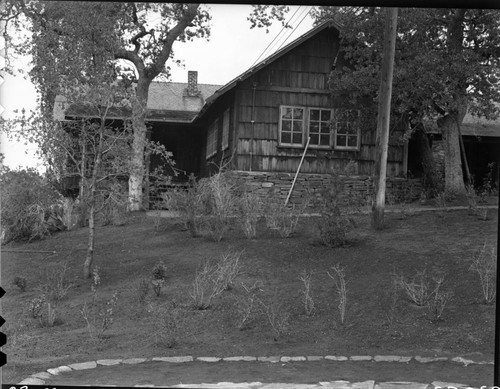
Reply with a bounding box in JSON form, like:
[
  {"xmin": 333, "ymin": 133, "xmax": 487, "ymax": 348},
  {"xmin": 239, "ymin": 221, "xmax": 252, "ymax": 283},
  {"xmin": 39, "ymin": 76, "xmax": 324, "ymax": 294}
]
[
  {"xmin": 414, "ymin": 125, "xmax": 440, "ymax": 194},
  {"xmin": 372, "ymin": 7, "xmax": 398, "ymax": 230},
  {"xmin": 128, "ymin": 80, "xmax": 150, "ymax": 211},
  {"xmin": 438, "ymin": 113, "xmax": 466, "ymax": 195},
  {"xmin": 83, "ymin": 201, "xmax": 95, "ymax": 279}
]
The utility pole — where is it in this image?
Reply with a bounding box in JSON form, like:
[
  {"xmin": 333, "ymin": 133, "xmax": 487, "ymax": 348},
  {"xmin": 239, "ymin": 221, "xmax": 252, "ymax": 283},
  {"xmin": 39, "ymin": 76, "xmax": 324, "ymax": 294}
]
[{"xmin": 372, "ymin": 7, "xmax": 398, "ymax": 230}]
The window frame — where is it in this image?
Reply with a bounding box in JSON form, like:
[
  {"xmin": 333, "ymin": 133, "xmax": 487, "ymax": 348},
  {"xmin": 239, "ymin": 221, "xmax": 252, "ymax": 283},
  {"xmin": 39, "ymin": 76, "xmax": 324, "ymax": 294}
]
[
  {"xmin": 333, "ymin": 109, "xmax": 361, "ymax": 151},
  {"xmin": 278, "ymin": 105, "xmax": 306, "ymax": 148},
  {"xmin": 206, "ymin": 118, "xmax": 218, "ymax": 159},
  {"xmin": 307, "ymin": 107, "xmax": 334, "ymax": 149}
]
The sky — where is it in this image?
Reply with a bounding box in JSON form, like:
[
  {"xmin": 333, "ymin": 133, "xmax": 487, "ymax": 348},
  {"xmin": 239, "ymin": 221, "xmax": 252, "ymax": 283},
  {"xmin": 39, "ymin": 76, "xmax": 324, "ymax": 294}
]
[{"xmin": 0, "ymin": 4, "xmax": 315, "ymax": 171}]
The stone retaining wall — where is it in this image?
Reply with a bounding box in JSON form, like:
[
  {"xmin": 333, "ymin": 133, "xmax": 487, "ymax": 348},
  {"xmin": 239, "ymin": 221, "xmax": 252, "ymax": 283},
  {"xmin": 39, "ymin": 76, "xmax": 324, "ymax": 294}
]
[{"xmin": 227, "ymin": 171, "xmax": 423, "ymax": 208}]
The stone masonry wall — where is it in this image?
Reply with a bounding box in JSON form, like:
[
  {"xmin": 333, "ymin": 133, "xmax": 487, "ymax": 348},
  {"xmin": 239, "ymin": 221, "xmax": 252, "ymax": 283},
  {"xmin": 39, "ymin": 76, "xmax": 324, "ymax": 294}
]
[{"xmin": 227, "ymin": 170, "xmax": 423, "ymax": 209}]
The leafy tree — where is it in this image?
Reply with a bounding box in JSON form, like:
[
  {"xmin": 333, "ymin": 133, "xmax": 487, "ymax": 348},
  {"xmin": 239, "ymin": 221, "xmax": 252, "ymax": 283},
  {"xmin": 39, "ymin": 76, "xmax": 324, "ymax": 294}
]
[
  {"xmin": 312, "ymin": 7, "xmax": 500, "ymax": 195},
  {"xmin": 2, "ymin": 1, "xmax": 211, "ymax": 210}
]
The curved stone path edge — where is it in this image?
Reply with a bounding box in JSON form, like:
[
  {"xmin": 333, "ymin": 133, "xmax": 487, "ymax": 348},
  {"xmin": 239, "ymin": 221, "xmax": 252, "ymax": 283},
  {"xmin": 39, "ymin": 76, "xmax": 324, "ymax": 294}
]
[{"xmin": 18, "ymin": 354, "xmax": 494, "ymax": 387}]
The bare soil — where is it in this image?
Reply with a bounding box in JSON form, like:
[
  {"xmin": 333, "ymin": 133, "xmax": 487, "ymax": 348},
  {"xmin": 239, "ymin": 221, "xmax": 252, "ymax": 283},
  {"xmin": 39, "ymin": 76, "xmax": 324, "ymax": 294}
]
[{"xmin": 2, "ymin": 203, "xmax": 497, "ymax": 385}]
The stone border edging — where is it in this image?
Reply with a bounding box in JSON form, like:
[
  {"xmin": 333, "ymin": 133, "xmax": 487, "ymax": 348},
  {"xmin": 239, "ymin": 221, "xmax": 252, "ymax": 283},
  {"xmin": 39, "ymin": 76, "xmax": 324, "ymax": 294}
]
[{"xmin": 18, "ymin": 354, "xmax": 494, "ymax": 386}]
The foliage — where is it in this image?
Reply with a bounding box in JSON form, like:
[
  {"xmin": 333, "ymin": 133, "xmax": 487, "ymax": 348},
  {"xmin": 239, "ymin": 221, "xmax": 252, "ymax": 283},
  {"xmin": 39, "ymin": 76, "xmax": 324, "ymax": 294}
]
[
  {"xmin": 469, "ymin": 242, "xmax": 497, "ymax": 305},
  {"xmin": 152, "ymin": 261, "xmax": 168, "ymax": 297},
  {"xmin": 27, "ymin": 294, "xmax": 59, "ymax": 327},
  {"xmin": 312, "ymin": 7, "xmax": 500, "ymax": 193},
  {"xmin": 3, "ymin": 1, "xmax": 212, "ymax": 210},
  {"xmin": 13, "ymin": 276, "xmax": 27, "ymax": 292},
  {"xmin": 327, "ymin": 264, "xmax": 348, "ymax": 325},
  {"xmin": 0, "ymin": 167, "xmax": 63, "ymax": 243},
  {"xmin": 298, "ymin": 270, "xmax": 315, "ymax": 316}
]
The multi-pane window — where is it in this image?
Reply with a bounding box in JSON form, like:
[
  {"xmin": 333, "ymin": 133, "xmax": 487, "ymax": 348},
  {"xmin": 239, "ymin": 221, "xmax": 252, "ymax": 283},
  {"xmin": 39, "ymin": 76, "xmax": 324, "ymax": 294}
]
[
  {"xmin": 222, "ymin": 109, "xmax": 230, "ymax": 150},
  {"xmin": 279, "ymin": 106, "xmax": 304, "ymax": 147},
  {"xmin": 334, "ymin": 109, "xmax": 359, "ymax": 150},
  {"xmin": 309, "ymin": 108, "xmax": 332, "ymax": 148},
  {"xmin": 206, "ymin": 119, "xmax": 218, "ymax": 159},
  {"xmin": 278, "ymin": 105, "xmax": 359, "ymax": 150}
]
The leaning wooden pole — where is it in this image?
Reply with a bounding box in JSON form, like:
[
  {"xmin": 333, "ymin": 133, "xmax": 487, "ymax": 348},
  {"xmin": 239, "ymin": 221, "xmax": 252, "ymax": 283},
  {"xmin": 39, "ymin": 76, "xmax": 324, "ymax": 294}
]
[
  {"xmin": 285, "ymin": 137, "xmax": 311, "ymax": 206},
  {"xmin": 372, "ymin": 7, "xmax": 398, "ymax": 230}
]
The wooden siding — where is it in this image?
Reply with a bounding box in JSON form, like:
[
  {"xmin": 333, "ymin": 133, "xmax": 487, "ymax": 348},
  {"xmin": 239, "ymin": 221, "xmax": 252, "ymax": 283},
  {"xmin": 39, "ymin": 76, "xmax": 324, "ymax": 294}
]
[{"xmin": 227, "ymin": 27, "xmax": 405, "ymax": 176}]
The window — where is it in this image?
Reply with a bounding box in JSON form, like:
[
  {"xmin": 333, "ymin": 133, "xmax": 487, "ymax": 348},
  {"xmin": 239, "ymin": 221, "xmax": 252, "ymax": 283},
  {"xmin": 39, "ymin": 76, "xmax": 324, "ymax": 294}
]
[
  {"xmin": 309, "ymin": 108, "xmax": 332, "ymax": 148},
  {"xmin": 222, "ymin": 109, "xmax": 230, "ymax": 150},
  {"xmin": 206, "ymin": 119, "xmax": 218, "ymax": 159},
  {"xmin": 334, "ymin": 109, "xmax": 360, "ymax": 150},
  {"xmin": 278, "ymin": 106, "xmax": 360, "ymax": 151},
  {"xmin": 279, "ymin": 106, "xmax": 305, "ymax": 147}
]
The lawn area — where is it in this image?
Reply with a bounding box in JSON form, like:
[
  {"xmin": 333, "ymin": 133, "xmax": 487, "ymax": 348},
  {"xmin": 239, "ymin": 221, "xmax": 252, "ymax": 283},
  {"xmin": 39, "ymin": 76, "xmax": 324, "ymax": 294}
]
[{"xmin": 1, "ymin": 205, "xmax": 497, "ymax": 384}]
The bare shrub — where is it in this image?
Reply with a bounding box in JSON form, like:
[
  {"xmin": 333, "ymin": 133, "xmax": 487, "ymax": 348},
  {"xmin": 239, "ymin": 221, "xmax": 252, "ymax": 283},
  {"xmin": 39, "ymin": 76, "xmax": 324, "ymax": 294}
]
[
  {"xmin": 394, "ymin": 270, "xmax": 433, "ymax": 306},
  {"xmin": 136, "ymin": 277, "xmax": 150, "ymax": 304},
  {"xmin": 150, "ymin": 304, "xmax": 182, "ymax": 348},
  {"xmin": 265, "ymin": 195, "xmax": 303, "ymax": 238},
  {"xmin": 238, "ymin": 191, "xmax": 262, "ymax": 239},
  {"xmin": 469, "ymin": 242, "xmax": 497, "ymax": 304},
  {"xmin": 327, "ymin": 264, "xmax": 348, "ymax": 325},
  {"xmin": 235, "ymin": 281, "xmax": 263, "ymax": 330},
  {"xmin": 191, "ymin": 250, "xmax": 242, "ymax": 309},
  {"xmin": 215, "ymin": 250, "xmax": 243, "ymax": 291},
  {"xmin": 191, "ymin": 261, "xmax": 226, "ymax": 310},
  {"xmin": 298, "ymin": 270, "xmax": 315, "ymax": 316},
  {"xmin": 80, "ymin": 267, "xmax": 118, "ymax": 342},
  {"xmin": 39, "ymin": 262, "xmax": 73, "ymax": 302},
  {"xmin": 258, "ymin": 292, "xmax": 290, "ymax": 341},
  {"xmin": 427, "ymin": 278, "xmax": 451, "ymax": 322}
]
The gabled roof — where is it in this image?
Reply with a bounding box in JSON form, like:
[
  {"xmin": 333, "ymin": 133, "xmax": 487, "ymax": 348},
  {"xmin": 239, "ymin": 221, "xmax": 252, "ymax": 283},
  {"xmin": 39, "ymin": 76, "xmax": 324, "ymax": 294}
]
[
  {"xmin": 195, "ymin": 19, "xmax": 341, "ymax": 121},
  {"xmin": 54, "ymin": 81, "xmax": 222, "ymax": 123}
]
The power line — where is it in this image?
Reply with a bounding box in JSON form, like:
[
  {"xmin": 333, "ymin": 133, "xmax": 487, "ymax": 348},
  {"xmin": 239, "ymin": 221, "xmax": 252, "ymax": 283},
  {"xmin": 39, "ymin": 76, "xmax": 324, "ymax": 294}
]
[
  {"xmin": 250, "ymin": 6, "xmax": 301, "ymax": 68},
  {"xmin": 273, "ymin": 6, "xmax": 312, "ymax": 53}
]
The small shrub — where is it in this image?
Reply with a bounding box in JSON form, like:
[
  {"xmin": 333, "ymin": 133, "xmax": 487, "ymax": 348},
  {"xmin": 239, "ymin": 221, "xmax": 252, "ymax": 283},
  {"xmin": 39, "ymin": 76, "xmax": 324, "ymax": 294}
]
[
  {"xmin": 427, "ymin": 280, "xmax": 450, "ymax": 322},
  {"xmin": 39, "ymin": 262, "xmax": 73, "ymax": 301},
  {"xmin": 394, "ymin": 270, "xmax": 433, "ymax": 306},
  {"xmin": 469, "ymin": 242, "xmax": 497, "ymax": 304},
  {"xmin": 265, "ymin": 196, "xmax": 302, "ymax": 238},
  {"xmin": 203, "ymin": 172, "xmax": 237, "ymax": 241},
  {"xmin": 258, "ymin": 293, "xmax": 290, "ymax": 341},
  {"xmin": 29, "ymin": 295, "xmax": 46, "ymax": 319},
  {"xmin": 150, "ymin": 304, "xmax": 182, "ymax": 348},
  {"xmin": 136, "ymin": 277, "xmax": 150, "ymax": 304},
  {"xmin": 327, "ymin": 264, "xmax": 348, "ymax": 325},
  {"xmin": 0, "ymin": 167, "xmax": 63, "ymax": 243},
  {"xmin": 152, "ymin": 261, "xmax": 168, "ymax": 297},
  {"xmin": 27, "ymin": 295, "xmax": 60, "ymax": 327},
  {"xmin": 235, "ymin": 281, "xmax": 263, "ymax": 330},
  {"xmin": 81, "ymin": 290, "xmax": 119, "ymax": 342},
  {"xmin": 465, "ymin": 185, "xmax": 479, "ymax": 216},
  {"xmin": 190, "ymin": 260, "xmax": 226, "ymax": 310},
  {"xmin": 298, "ymin": 270, "xmax": 315, "ymax": 316},
  {"xmin": 13, "ymin": 276, "xmax": 27, "ymax": 292},
  {"xmin": 238, "ymin": 191, "xmax": 262, "ymax": 239},
  {"xmin": 215, "ymin": 250, "xmax": 243, "ymax": 291}
]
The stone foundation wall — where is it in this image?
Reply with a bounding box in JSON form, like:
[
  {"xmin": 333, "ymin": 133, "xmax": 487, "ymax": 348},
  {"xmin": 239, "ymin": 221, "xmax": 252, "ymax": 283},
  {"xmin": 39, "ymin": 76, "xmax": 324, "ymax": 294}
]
[{"xmin": 227, "ymin": 170, "xmax": 423, "ymax": 208}]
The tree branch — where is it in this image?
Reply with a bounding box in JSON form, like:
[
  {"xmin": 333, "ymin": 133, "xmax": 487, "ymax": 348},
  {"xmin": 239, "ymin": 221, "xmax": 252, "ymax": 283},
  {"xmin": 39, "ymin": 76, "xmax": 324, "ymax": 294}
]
[{"xmin": 145, "ymin": 3, "xmax": 200, "ymax": 80}]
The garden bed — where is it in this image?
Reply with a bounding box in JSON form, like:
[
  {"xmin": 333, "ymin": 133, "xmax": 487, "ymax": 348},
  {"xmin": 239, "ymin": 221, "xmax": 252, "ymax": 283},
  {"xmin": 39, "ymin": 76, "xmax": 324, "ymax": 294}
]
[{"xmin": 1, "ymin": 206, "xmax": 497, "ymax": 383}]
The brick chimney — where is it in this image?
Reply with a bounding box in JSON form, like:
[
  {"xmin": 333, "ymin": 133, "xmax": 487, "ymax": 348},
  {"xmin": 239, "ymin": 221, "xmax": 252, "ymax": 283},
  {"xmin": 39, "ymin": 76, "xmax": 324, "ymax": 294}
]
[{"xmin": 187, "ymin": 70, "xmax": 199, "ymax": 97}]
